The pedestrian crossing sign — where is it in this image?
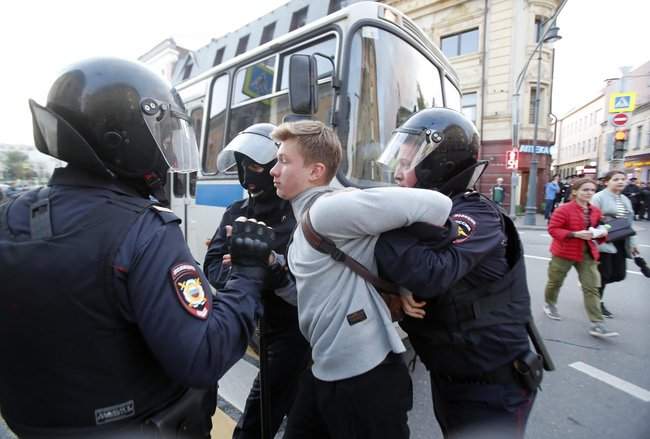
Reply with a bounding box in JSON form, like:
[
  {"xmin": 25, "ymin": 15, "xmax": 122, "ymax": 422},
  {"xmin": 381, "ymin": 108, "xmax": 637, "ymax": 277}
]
[{"xmin": 609, "ymin": 92, "xmax": 636, "ymax": 113}]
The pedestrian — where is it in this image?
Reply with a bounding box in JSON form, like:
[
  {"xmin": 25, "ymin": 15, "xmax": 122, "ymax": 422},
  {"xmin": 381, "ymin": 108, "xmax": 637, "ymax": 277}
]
[
  {"xmin": 374, "ymin": 108, "xmax": 548, "ymax": 439},
  {"xmin": 491, "ymin": 176, "xmax": 506, "ymax": 206},
  {"xmin": 623, "ymin": 177, "xmax": 641, "ymax": 219},
  {"xmin": 639, "ymin": 181, "xmax": 650, "ymax": 220},
  {"xmin": 542, "ymin": 178, "xmax": 618, "ymax": 336},
  {"xmin": 591, "ymin": 170, "xmax": 640, "ymax": 318},
  {"xmin": 544, "ymin": 175, "xmax": 561, "ymax": 220},
  {"xmin": 204, "ymin": 123, "xmax": 310, "ymax": 439},
  {"xmin": 269, "ymin": 120, "xmax": 453, "ymax": 439},
  {"xmin": 0, "ymin": 58, "xmax": 273, "ymax": 438},
  {"xmin": 561, "ymin": 175, "xmax": 577, "ymax": 203}
]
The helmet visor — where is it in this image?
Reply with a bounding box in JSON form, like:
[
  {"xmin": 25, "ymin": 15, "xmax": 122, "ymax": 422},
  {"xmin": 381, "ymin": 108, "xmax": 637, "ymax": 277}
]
[
  {"xmin": 217, "ymin": 132, "xmax": 278, "ymax": 173},
  {"xmin": 141, "ymin": 99, "xmax": 199, "ymax": 172},
  {"xmin": 377, "ymin": 131, "xmax": 440, "ymax": 180}
]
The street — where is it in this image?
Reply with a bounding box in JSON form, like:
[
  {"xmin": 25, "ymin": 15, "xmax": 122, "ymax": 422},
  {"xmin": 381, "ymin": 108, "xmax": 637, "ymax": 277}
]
[{"xmin": 1, "ymin": 219, "xmax": 649, "ymax": 439}]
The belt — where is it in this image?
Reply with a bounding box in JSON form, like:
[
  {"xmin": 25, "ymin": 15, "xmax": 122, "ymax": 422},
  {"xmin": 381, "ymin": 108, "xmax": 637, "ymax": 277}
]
[{"xmin": 435, "ymin": 361, "xmax": 517, "ymax": 386}]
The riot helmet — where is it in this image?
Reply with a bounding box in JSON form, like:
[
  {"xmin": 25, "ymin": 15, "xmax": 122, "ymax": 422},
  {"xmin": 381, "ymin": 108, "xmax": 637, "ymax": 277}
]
[
  {"xmin": 217, "ymin": 123, "xmax": 278, "ymax": 198},
  {"xmin": 378, "ymin": 108, "xmax": 487, "ymax": 195},
  {"xmin": 29, "ymin": 57, "xmax": 199, "ymax": 196}
]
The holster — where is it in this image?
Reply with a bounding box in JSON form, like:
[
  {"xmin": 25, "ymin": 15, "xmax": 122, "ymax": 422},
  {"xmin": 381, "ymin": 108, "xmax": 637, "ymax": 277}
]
[
  {"xmin": 144, "ymin": 389, "xmax": 215, "ymax": 439},
  {"xmin": 513, "ymin": 350, "xmax": 544, "ymax": 392}
]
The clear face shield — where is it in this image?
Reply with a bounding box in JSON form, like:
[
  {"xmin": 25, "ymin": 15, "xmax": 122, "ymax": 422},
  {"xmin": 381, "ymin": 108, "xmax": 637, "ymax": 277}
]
[
  {"xmin": 377, "ymin": 129, "xmax": 443, "ymax": 185},
  {"xmin": 216, "ymin": 132, "xmax": 279, "ymax": 173},
  {"xmin": 141, "ymin": 98, "xmax": 199, "ymax": 173}
]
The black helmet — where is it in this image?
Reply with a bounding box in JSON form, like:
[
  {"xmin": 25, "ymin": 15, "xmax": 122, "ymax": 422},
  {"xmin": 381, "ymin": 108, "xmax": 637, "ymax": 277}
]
[
  {"xmin": 217, "ymin": 123, "xmax": 278, "ymax": 196},
  {"xmin": 29, "ymin": 57, "xmax": 198, "ymax": 192},
  {"xmin": 378, "ymin": 108, "xmax": 487, "ymax": 195}
]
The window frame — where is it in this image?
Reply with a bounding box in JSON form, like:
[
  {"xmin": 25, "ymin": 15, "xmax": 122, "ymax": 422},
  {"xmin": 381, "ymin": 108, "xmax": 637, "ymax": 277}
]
[
  {"xmin": 290, "ymin": 6, "xmax": 309, "ymax": 31},
  {"xmin": 440, "ymin": 27, "xmax": 479, "ymax": 58}
]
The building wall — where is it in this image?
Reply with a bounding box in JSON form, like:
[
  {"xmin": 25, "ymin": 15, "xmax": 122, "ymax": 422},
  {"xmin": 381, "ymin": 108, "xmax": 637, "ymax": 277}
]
[{"xmin": 555, "ymin": 94, "xmax": 604, "ymax": 178}]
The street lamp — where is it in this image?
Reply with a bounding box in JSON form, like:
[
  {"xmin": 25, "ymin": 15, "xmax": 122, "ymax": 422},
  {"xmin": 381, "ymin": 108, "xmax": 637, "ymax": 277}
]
[
  {"xmin": 523, "ymin": 24, "xmax": 562, "ymax": 225},
  {"xmin": 511, "ymin": 0, "xmax": 565, "ymax": 223}
]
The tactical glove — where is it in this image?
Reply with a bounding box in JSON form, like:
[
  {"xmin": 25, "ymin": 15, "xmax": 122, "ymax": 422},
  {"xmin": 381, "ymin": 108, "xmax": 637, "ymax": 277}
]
[
  {"xmin": 230, "ymin": 219, "xmax": 275, "ymax": 280},
  {"xmin": 634, "ymin": 256, "xmax": 650, "ymax": 278}
]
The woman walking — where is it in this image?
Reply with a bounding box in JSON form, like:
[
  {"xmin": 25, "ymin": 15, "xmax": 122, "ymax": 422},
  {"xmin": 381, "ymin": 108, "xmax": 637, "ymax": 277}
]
[
  {"xmin": 591, "ymin": 170, "xmax": 639, "ymax": 318},
  {"xmin": 543, "ymin": 178, "xmax": 618, "ymax": 337}
]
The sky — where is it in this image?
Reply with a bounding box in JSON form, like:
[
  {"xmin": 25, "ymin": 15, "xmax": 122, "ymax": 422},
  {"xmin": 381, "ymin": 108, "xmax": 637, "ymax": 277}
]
[{"xmin": 0, "ymin": 0, "xmax": 649, "ymax": 146}]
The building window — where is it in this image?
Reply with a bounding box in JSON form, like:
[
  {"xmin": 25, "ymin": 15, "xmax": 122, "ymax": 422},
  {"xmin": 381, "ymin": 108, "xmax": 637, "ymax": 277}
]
[
  {"xmin": 528, "ymin": 87, "xmax": 543, "ymax": 124},
  {"xmin": 461, "ymin": 92, "xmax": 477, "ymax": 123},
  {"xmin": 328, "ymin": 0, "xmax": 342, "ymax": 14},
  {"xmin": 182, "ymin": 58, "xmax": 193, "ymax": 80},
  {"xmin": 290, "ymin": 7, "xmax": 309, "ymax": 31},
  {"xmin": 236, "ymin": 35, "xmax": 249, "ymax": 56},
  {"xmin": 534, "ymin": 16, "xmax": 546, "ymax": 43},
  {"xmin": 593, "ymin": 137, "xmax": 598, "ymax": 152},
  {"xmin": 213, "ymin": 47, "xmax": 225, "ymax": 66},
  {"xmin": 441, "ymin": 28, "xmax": 479, "ymax": 58},
  {"xmin": 635, "ymin": 125, "xmax": 643, "ymax": 149},
  {"xmin": 260, "ymin": 22, "xmax": 276, "ymax": 45}
]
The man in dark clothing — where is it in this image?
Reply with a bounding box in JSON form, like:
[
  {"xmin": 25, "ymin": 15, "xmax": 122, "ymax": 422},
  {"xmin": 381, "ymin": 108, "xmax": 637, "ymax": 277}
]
[
  {"xmin": 623, "ymin": 177, "xmax": 641, "ymax": 219},
  {"xmin": 0, "ymin": 58, "xmax": 271, "ymax": 438},
  {"xmin": 204, "ymin": 124, "xmax": 310, "ymax": 439},
  {"xmin": 640, "ymin": 182, "xmax": 650, "ymax": 220},
  {"xmin": 375, "ymin": 108, "xmax": 546, "ymax": 439}
]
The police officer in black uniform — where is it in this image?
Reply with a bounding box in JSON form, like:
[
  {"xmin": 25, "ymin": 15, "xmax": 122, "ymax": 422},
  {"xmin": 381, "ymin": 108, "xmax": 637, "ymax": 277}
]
[
  {"xmin": 0, "ymin": 58, "xmax": 274, "ymax": 439},
  {"xmin": 375, "ymin": 108, "xmax": 547, "ymax": 438},
  {"xmin": 204, "ymin": 124, "xmax": 309, "ymax": 439}
]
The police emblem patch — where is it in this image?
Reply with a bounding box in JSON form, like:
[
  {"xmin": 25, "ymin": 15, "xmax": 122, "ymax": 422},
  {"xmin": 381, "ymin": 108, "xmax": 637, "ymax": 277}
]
[
  {"xmin": 170, "ymin": 263, "xmax": 210, "ymax": 319},
  {"xmin": 451, "ymin": 213, "xmax": 477, "ymax": 244}
]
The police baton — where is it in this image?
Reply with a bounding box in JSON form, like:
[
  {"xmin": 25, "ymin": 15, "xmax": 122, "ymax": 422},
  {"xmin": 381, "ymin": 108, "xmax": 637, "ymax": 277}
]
[
  {"xmin": 526, "ymin": 319, "xmax": 555, "ymax": 371},
  {"xmin": 259, "ymin": 301, "xmax": 272, "ymax": 439}
]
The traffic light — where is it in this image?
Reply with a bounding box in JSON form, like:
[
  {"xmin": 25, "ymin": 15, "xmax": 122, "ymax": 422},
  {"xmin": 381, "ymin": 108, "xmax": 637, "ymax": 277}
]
[{"xmin": 613, "ymin": 130, "xmax": 627, "ymax": 159}]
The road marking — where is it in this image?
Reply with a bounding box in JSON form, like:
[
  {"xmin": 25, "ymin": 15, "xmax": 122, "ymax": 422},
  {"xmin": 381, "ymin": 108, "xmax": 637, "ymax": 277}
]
[
  {"xmin": 638, "ymin": 244, "xmax": 650, "ymax": 248},
  {"xmin": 569, "ymin": 362, "xmax": 650, "ymax": 402},
  {"xmin": 539, "ymin": 234, "xmax": 551, "ymax": 238},
  {"xmin": 524, "ymin": 254, "xmax": 551, "ymax": 261}
]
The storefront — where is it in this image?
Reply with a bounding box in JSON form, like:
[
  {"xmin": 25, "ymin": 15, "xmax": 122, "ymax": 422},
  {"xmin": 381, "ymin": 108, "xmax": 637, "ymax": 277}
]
[{"xmin": 624, "ymin": 153, "xmax": 650, "ymax": 182}]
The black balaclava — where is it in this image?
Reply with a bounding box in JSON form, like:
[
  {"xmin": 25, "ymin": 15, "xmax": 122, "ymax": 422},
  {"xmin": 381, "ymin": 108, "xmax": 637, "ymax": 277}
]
[{"xmin": 235, "ymin": 153, "xmax": 283, "ymax": 219}]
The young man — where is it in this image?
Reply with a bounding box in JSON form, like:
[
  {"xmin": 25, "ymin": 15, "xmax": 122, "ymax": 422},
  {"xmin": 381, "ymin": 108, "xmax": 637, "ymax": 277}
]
[
  {"xmin": 269, "ymin": 120, "xmax": 452, "ymax": 439},
  {"xmin": 544, "ymin": 175, "xmax": 561, "ymax": 220}
]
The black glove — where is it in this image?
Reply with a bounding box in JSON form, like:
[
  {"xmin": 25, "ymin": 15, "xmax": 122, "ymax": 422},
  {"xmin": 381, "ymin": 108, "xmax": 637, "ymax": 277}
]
[
  {"xmin": 230, "ymin": 219, "xmax": 275, "ymax": 279},
  {"xmin": 634, "ymin": 256, "xmax": 650, "ymax": 278}
]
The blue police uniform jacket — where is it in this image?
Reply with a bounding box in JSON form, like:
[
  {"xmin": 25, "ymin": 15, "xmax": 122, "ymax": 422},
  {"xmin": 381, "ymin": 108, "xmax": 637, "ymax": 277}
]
[
  {"xmin": 0, "ymin": 167, "xmax": 261, "ymax": 437},
  {"xmin": 375, "ymin": 191, "xmax": 531, "ymax": 375}
]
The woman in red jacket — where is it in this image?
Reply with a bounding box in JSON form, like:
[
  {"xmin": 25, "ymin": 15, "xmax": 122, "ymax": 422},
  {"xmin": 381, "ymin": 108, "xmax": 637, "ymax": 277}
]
[{"xmin": 543, "ymin": 178, "xmax": 619, "ymax": 337}]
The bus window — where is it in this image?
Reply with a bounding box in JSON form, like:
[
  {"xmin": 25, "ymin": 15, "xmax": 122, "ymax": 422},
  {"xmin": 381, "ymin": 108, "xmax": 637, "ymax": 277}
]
[
  {"xmin": 279, "ymin": 36, "xmax": 336, "ymax": 90},
  {"xmin": 203, "ymin": 74, "xmax": 229, "ymax": 175},
  {"xmin": 343, "ymin": 26, "xmax": 443, "ymax": 187},
  {"xmin": 173, "ymin": 173, "xmax": 187, "ymax": 197},
  {"xmin": 233, "ymin": 56, "xmax": 277, "ymax": 105},
  {"xmin": 444, "ymin": 76, "xmax": 461, "ymax": 111}
]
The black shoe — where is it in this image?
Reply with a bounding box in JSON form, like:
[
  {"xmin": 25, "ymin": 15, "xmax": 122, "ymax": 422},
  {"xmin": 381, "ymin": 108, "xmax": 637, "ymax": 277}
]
[{"xmin": 601, "ymin": 302, "xmax": 614, "ymax": 319}]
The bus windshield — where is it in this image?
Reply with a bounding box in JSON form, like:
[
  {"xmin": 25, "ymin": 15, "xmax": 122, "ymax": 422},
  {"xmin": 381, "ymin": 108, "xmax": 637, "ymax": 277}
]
[{"xmin": 342, "ymin": 26, "xmax": 444, "ymax": 187}]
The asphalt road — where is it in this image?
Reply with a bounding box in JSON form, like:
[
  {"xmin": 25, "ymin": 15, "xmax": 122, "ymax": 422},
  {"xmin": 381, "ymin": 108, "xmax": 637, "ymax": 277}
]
[
  {"xmin": 408, "ymin": 218, "xmax": 650, "ymax": 439},
  {"xmin": 2, "ymin": 219, "xmax": 649, "ymax": 439}
]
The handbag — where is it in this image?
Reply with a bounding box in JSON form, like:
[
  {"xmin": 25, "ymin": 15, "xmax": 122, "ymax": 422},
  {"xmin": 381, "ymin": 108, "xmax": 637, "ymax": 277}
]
[{"xmin": 601, "ymin": 216, "xmax": 636, "ymax": 242}]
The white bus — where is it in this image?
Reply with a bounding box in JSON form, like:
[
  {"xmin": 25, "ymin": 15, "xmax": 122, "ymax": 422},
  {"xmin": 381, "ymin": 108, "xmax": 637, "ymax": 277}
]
[{"xmin": 169, "ymin": 1, "xmax": 462, "ymax": 262}]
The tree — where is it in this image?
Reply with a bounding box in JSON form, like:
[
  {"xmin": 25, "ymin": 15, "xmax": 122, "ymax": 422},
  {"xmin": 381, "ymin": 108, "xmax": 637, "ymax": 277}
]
[{"xmin": 0, "ymin": 151, "xmax": 34, "ymax": 181}]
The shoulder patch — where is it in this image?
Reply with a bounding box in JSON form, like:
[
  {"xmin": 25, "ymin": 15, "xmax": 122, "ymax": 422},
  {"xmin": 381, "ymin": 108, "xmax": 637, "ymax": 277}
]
[
  {"xmin": 451, "ymin": 213, "xmax": 477, "ymax": 244},
  {"xmin": 170, "ymin": 263, "xmax": 210, "ymax": 319}
]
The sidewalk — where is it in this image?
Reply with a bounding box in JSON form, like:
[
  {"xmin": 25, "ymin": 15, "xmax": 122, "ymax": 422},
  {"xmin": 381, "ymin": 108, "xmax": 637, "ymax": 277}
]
[{"xmin": 512, "ymin": 213, "xmax": 548, "ymax": 231}]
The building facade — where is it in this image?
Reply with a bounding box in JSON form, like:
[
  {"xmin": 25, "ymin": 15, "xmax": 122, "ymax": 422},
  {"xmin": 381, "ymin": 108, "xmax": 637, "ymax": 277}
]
[
  {"xmin": 138, "ymin": 38, "xmax": 189, "ymax": 82},
  {"xmin": 555, "ymin": 94, "xmax": 603, "ymax": 178}
]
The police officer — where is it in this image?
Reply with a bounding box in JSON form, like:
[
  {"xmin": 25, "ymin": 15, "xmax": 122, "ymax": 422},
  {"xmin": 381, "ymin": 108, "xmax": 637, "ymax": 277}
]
[
  {"xmin": 205, "ymin": 124, "xmax": 310, "ymax": 439},
  {"xmin": 375, "ymin": 108, "xmax": 546, "ymax": 438},
  {"xmin": 0, "ymin": 58, "xmax": 273, "ymax": 439}
]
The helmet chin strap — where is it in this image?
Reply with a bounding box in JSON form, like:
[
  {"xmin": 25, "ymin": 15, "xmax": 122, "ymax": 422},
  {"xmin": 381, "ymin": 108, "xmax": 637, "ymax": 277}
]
[
  {"xmin": 418, "ymin": 161, "xmax": 489, "ymax": 196},
  {"xmin": 143, "ymin": 172, "xmax": 169, "ymax": 206}
]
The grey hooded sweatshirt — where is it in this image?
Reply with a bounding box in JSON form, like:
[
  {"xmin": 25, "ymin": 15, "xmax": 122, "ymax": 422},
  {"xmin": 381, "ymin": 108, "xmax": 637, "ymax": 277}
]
[{"xmin": 288, "ymin": 185, "xmax": 452, "ymax": 381}]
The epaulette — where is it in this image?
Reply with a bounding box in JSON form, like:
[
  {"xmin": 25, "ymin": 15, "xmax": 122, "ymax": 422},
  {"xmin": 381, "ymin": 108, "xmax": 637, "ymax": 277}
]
[{"xmin": 149, "ymin": 204, "xmax": 181, "ymax": 225}]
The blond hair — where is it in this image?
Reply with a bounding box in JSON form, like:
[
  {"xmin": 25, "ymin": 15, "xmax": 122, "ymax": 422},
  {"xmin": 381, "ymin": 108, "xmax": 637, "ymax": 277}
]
[{"xmin": 272, "ymin": 120, "xmax": 342, "ymax": 182}]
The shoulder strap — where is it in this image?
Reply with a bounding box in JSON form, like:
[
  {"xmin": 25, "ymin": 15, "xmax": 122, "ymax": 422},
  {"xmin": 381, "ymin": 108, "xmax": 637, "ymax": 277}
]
[{"xmin": 300, "ymin": 198, "xmax": 400, "ymax": 296}]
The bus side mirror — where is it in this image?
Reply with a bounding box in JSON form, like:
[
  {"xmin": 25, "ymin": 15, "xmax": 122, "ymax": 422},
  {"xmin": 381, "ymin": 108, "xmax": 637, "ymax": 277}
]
[{"xmin": 288, "ymin": 54, "xmax": 319, "ymax": 115}]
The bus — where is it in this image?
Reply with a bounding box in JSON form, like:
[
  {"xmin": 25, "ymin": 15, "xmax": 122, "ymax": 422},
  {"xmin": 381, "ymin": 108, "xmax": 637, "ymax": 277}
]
[{"xmin": 170, "ymin": 1, "xmax": 462, "ymax": 262}]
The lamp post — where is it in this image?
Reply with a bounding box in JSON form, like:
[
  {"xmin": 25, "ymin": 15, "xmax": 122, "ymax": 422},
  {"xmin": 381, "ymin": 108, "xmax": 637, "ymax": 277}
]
[{"xmin": 511, "ymin": 6, "xmax": 564, "ymax": 224}]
